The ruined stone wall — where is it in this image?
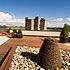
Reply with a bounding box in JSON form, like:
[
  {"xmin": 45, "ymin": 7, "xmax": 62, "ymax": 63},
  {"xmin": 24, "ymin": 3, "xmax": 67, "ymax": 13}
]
[
  {"xmin": 34, "ymin": 16, "xmax": 40, "ymax": 30},
  {"xmin": 44, "ymin": 20, "xmax": 47, "ymax": 30},
  {"xmin": 40, "ymin": 18, "xmax": 47, "ymax": 30},
  {"xmin": 25, "ymin": 17, "xmax": 28, "ymax": 30},
  {"xmin": 25, "ymin": 18, "xmax": 31, "ymax": 30},
  {"xmin": 31, "ymin": 19, "xmax": 34, "ymax": 30},
  {"xmin": 25, "ymin": 17, "xmax": 34, "ymax": 30},
  {"xmin": 25, "ymin": 16, "xmax": 47, "ymax": 30}
]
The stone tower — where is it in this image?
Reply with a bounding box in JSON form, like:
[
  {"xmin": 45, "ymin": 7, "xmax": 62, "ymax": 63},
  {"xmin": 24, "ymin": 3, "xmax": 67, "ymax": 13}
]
[
  {"xmin": 40, "ymin": 18, "xmax": 47, "ymax": 30},
  {"xmin": 34, "ymin": 16, "xmax": 40, "ymax": 30},
  {"xmin": 25, "ymin": 16, "xmax": 47, "ymax": 30},
  {"xmin": 25, "ymin": 17, "xmax": 34, "ymax": 30},
  {"xmin": 25, "ymin": 17, "xmax": 28, "ymax": 30}
]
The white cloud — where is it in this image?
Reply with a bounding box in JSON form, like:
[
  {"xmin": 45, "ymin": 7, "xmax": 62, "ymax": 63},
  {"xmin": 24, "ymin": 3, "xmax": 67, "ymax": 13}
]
[
  {"xmin": 65, "ymin": 18, "xmax": 70, "ymax": 24},
  {"xmin": 0, "ymin": 12, "xmax": 69, "ymax": 27},
  {"xmin": 53, "ymin": 18, "xmax": 64, "ymax": 22},
  {"xmin": 66, "ymin": 18, "xmax": 70, "ymax": 20},
  {"xmin": 47, "ymin": 22, "xmax": 65, "ymax": 27},
  {"xmin": 0, "ymin": 12, "xmax": 12, "ymax": 21},
  {"xmin": 0, "ymin": 12, "xmax": 25, "ymax": 26},
  {"xmin": 47, "ymin": 17, "xmax": 65, "ymax": 27}
]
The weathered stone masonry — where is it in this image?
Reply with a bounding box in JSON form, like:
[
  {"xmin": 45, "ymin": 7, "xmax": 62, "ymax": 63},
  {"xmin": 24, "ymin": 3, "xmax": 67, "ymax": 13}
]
[{"xmin": 25, "ymin": 16, "xmax": 47, "ymax": 30}]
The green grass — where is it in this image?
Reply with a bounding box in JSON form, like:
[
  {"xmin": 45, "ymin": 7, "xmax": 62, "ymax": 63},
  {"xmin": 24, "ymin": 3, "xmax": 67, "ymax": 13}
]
[
  {"xmin": 0, "ymin": 26, "xmax": 25, "ymax": 29},
  {"xmin": 47, "ymin": 28, "xmax": 62, "ymax": 31},
  {"xmin": 0, "ymin": 26, "xmax": 25, "ymax": 32}
]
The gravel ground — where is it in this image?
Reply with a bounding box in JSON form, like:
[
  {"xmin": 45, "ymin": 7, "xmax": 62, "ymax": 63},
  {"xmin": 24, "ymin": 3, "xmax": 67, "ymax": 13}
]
[{"xmin": 9, "ymin": 46, "xmax": 70, "ymax": 70}]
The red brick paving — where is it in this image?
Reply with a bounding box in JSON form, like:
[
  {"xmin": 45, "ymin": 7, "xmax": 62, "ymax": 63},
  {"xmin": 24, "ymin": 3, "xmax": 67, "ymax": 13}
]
[{"xmin": 0, "ymin": 47, "xmax": 9, "ymax": 62}]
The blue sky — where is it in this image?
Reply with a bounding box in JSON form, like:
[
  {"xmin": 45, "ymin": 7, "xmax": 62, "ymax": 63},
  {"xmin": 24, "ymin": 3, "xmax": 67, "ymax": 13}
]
[{"xmin": 0, "ymin": 0, "xmax": 70, "ymax": 27}]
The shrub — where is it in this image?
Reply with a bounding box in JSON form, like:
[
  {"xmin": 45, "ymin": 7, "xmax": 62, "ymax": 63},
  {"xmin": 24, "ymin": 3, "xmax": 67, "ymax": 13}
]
[
  {"xmin": 68, "ymin": 35, "xmax": 70, "ymax": 42},
  {"xmin": 35, "ymin": 38, "xmax": 62, "ymax": 70},
  {"xmin": 13, "ymin": 29, "xmax": 17, "ymax": 33},
  {"xmin": 60, "ymin": 24, "xmax": 69, "ymax": 43},
  {"xmin": 17, "ymin": 29, "xmax": 23, "ymax": 38},
  {"xmin": 12, "ymin": 29, "xmax": 23, "ymax": 38},
  {"xmin": 64, "ymin": 23, "xmax": 70, "ymax": 32},
  {"xmin": 12, "ymin": 29, "xmax": 17, "ymax": 38}
]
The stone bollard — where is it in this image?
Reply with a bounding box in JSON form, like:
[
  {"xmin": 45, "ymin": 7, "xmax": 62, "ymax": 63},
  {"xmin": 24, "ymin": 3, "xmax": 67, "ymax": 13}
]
[{"xmin": 35, "ymin": 38, "xmax": 62, "ymax": 70}]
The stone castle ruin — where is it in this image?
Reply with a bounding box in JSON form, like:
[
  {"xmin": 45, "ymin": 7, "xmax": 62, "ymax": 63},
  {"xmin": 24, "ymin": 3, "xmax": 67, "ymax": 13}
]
[{"xmin": 25, "ymin": 16, "xmax": 47, "ymax": 30}]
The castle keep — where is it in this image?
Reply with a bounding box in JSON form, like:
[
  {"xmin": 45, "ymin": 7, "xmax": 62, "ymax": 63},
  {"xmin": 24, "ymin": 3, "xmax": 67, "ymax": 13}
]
[{"xmin": 25, "ymin": 16, "xmax": 47, "ymax": 30}]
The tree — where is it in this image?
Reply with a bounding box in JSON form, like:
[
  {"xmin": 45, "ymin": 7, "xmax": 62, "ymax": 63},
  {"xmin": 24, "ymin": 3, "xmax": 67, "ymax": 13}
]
[
  {"xmin": 64, "ymin": 23, "xmax": 70, "ymax": 31},
  {"xmin": 60, "ymin": 23, "xmax": 69, "ymax": 43}
]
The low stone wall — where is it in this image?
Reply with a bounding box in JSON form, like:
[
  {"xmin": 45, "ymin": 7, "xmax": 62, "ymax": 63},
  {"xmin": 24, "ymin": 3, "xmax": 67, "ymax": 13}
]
[{"xmin": 22, "ymin": 31, "xmax": 61, "ymax": 37}]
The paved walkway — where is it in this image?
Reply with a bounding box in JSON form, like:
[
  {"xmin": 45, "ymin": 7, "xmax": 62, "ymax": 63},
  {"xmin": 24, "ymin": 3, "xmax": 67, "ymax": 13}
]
[
  {"xmin": 0, "ymin": 36, "xmax": 10, "ymax": 70},
  {"xmin": 22, "ymin": 31, "xmax": 60, "ymax": 37},
  {"xmin": 0, "ymin": 36, "xmax": 10, "ymax": 46},
  {"xmin": 65, "ymin": 44, "xmax": 70, "ymax": 46}
]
